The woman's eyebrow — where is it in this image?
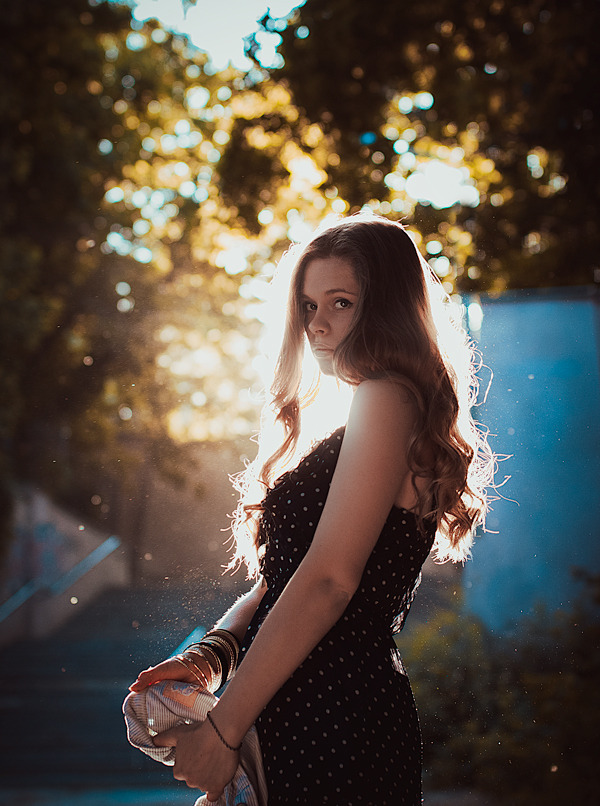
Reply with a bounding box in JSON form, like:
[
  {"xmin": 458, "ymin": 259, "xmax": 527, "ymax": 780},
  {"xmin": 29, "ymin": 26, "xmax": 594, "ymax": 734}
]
[
  {"xmin": 324, "ymin": 287, "xmax": 358, "ymax": 295},
  {"xmin": 301, "ymin": 288, "xmax": 358, "ymax": 299}
]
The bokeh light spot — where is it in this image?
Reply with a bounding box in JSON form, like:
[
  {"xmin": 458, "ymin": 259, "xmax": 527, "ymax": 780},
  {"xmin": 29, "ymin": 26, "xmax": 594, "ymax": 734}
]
[
  {"xmin": 133, "ymin": 219, "xmax": 150, "ymax": 235},
  {"xmin": 426, "ymin": 240, "xmax": 443, "ymax": 255},
  {"xmin": 194, "ymin": 187, "xmax": 209, "ymax": 203},
  {"xmin": 405, "ymin": 160, "xmax": 479, "ymax": 209},
  {"xmin": 431, "ymin": 256, "xmax": 450, "ymax": 276},
  {"xmin": 105, "ymin": 187, "xmax": 124, "ymax": 203},
  {"xmin": 133, "ymin": 246, "xmax": 153, "ymax": 263},
  {"xmin": 118, "ymin": 406, "xmax": 133, "ymax": 421},
  {"xmin": 117, "ymin": 298, "xmax": 134, "ymax": 313},
  {"xmin": 186, "ymin": 86, "xmax": 210, "ymax": 110},
  {"xmin": 179, "ymin": 181, "xmax": 197, "ymax": 197},
  {"xmin": 414, "ymin": 92, "xmax": 434, "ymax": 110},
  {"xmin": 258, "ymin": 209, "xmax": 274, "ymax": 225}
]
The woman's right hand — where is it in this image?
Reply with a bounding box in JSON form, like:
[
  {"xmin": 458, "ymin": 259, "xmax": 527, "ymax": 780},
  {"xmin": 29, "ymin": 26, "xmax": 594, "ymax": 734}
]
[{"xmin": 129, "ymin": 655, "xmax": 211, "ymax": 693}]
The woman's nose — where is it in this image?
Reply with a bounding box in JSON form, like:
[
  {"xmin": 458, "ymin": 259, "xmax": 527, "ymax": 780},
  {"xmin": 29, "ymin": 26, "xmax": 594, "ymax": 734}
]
[{"xmin": 308, "ymin": 309, "xmax": 329, "ymax": 334}]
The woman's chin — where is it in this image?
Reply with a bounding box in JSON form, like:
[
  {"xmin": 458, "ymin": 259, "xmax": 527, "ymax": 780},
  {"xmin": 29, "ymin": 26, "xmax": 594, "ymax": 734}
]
[{"xmin": 315, "ymin": 357, "xmax": 336, "ymax": 376}]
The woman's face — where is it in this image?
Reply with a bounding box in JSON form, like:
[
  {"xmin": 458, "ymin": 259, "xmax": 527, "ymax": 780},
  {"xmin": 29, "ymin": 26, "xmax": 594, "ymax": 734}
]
[{"xmin": 301, "ymin": 256, "xmax": 360, "ymax": 376}]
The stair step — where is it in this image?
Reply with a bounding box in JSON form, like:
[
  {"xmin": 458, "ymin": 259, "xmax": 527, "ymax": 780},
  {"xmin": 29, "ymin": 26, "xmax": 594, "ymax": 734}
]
[{"xmin": 0, "ymin": 581, "xmax": 247, "ymax": 787}]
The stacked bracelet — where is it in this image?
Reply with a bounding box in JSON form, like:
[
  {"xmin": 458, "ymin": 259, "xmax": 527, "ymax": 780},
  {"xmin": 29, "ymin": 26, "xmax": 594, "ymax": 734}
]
[
  {"xmin": 186, "ymin": 629, "xmax": 240, "ymax": 690},
  {"xmin": 172, "ymin": 630, "xmax": 240, "ymax": 694},
  {"xmin": 173, "ymin": 654, "xmax": 211, "ymax": 689},
  {"xmin": 201, "ymin": 632, "xmax": 238, "ymax": 681},
  {"xmin": 193, "ymin": 645, "xmax": 222, "ymax": 693}
]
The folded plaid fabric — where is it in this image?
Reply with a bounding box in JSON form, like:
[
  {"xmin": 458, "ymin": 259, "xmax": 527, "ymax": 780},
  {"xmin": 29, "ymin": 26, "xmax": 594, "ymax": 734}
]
[{"xmin": 123, "ymin": 680, "xmax": 267, "ymax": 806}]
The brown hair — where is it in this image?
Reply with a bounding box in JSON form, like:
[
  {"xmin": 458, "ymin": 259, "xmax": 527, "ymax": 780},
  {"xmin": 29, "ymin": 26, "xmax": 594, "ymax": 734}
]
[{"xmin": 231, "ymin": 214, "xmax": 495, "ymax": 576}]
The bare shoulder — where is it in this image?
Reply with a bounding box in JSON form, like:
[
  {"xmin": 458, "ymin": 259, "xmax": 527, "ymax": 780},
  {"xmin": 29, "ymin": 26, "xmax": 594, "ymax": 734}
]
[
  {"xmin": 338, "ymin": 378, "xmax": 418, "ymax": 475},
  {"xmin": 336, "ymin": 378, "xmax": 421, "ymax": 513},
  {"xmin": 307, "ymin": 378, "xmax": 419, "ymax": 583},
  {"xmin": 348, "ymin": 377, "xmax": 417, "ymax": 432},
  {"xmin": 353, "ymin": 377, "xmax": 414, "ymax": 403}
]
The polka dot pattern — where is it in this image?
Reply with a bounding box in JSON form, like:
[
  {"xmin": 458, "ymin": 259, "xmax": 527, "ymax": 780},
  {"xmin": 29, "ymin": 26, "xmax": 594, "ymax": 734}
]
[{"xmin": 240, "ymin": 427, "xmax": 435, "ymax": 804}]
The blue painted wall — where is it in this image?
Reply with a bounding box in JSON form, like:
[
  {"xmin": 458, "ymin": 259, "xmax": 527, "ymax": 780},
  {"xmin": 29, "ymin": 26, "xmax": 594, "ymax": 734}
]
[{"xmin": 463, "ymin": 287, "xmax": 600, "ymax": 632}]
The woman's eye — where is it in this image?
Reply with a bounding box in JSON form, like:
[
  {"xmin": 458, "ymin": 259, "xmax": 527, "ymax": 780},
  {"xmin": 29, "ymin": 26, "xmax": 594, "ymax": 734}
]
[
  {"xmin": 304, "ymin": 301, "xmax": 317, "ymax": 312},
  {"xmin": 335, "ymin": 298, "xmax": 352, "ymax": 309}
]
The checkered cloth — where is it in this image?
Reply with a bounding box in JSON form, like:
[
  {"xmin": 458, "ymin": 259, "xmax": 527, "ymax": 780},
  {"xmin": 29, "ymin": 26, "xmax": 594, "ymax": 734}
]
[{"xmin": 123, "ymin": 680, "xmax": 267, "ymax": 806}]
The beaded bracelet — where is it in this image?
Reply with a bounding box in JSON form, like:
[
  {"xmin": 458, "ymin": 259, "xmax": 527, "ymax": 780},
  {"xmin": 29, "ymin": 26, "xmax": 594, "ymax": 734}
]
[{"xmin": 206, "ymin": 710, "xmax": 242, "ymax": 752}]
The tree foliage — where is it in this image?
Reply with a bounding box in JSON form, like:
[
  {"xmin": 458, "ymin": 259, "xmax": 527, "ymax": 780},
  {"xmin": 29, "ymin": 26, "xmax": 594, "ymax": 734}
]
[
  {"xmin": 247, "ymin": 0, "xmax": 600, "ymax": 290},
  {"xmin": 0, "ymin": 0, "xmax": 263, "ymax": 555},
  {"xmin": 2, "ymin": 0, "xmax": 598, "ymax": 562},
  {"xmin": 0, "ymin": 0, "xmax": 370, "ymax": 560}
]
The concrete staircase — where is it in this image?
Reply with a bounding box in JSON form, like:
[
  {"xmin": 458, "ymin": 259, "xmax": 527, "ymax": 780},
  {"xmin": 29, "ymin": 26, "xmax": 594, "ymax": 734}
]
[{"xmin": 0, "ymin": 582, "xmax": 245, "ymax": 789}]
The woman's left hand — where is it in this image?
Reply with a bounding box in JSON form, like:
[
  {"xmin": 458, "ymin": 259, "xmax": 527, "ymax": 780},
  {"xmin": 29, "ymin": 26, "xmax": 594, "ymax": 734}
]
[
  {"xmin": 129, "ymin": 655, "xmax": 211, "ymax": 693},
  {"xmin": 153, "ymin": 718, "xmax": 239, "ymax": 800}
]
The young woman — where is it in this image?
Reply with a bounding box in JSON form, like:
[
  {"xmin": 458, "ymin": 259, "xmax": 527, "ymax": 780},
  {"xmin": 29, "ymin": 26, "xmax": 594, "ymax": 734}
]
[{"xmin": 130, "ymin": 214, "xmax": 494, "ymax": 804}]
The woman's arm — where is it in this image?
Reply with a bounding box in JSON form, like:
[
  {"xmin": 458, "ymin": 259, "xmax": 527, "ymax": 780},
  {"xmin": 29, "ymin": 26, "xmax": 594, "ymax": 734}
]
[
  {"xmin": 211, "ymin": 575, "xmax": 268, "ymax": 644},
  {"xmin": 129, "ymin": 577, "xmax": 267, "ymax": 692},
  {"xmin": 155, "ymin": 380, "xmax": 417, "ymax": 794},
  {"xmin": 214, "ymin": 380, "xmax": 415, "ymax": 739}
]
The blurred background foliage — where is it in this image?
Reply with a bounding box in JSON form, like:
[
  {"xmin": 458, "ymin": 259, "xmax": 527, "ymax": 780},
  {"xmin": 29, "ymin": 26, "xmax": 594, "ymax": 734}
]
[
  {"xmin": 1, "ymin": 0, "xmax": 598, "ymax": 561},
  {"xmin": 252, "ymin": 0, "xmax": 599, "ymax": 290},
  {"xmin": 400, "ymin": 573, "xmax": 600, "ymax": 804}
]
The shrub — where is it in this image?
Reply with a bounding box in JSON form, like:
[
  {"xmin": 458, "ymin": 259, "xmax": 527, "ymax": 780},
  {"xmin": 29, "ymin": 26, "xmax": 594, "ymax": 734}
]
[{"xmin": 398, "ymin": 575, "xmax": 600, "ymax": 804}]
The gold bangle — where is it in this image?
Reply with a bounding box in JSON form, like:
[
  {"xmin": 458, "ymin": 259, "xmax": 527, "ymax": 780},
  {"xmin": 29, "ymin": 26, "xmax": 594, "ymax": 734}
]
[
  {"xmin": 193, "ymin": 645, "xmax": 222, "ymax": 692},
  {"xmin": 184, "ymin": 649, "xmax": 217, "ymax": 685},
  {"xmin": 174, "ymin": 654, "xmax": 210, "ymax": 688},
  {"xmin": 202, "ymin": 636, "xmax": 236, "ymax": 681},
  {"xmin": 209, "ymin": 629, "xmax": 240, "ymax": 662},
  {"xmin": 177, "ymin": 654, "xmax": 210, "ymax": 688},
  {"xmin": 199, "ymin": 630, "xmax": 240, "ymax": 680}
]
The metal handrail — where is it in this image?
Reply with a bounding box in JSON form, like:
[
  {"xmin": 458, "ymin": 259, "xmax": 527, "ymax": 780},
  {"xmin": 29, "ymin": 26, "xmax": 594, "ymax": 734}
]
[
  {"xmin": 0, "ymin": 580, "xmax": 44, "ymax": 623},
  {"xmin": 0, "ymin": 535, "xmax": 121, "ymax": 623},
  {"xmin": 171, "ymin": 625, "xmax": 207, "ymax": 656}
]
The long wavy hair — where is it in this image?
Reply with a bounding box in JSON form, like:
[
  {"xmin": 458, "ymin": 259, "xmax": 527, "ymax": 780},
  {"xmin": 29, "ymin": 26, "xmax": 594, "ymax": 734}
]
[{"xmin": 230, "ymin": 214, "xmax": 495, "ymax": 577}]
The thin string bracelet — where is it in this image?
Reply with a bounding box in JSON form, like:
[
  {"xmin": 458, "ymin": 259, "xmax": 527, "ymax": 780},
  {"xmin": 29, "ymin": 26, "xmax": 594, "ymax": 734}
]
[{"xmin": 206, "ymin": 711, "xmax": 242, "ymax": 752}]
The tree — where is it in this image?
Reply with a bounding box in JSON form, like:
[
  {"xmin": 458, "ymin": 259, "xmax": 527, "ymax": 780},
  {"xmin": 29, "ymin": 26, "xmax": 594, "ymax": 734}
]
[
  {"xmin": 1, "ymin": 0, "xmax": 141, "ymax": 552},
  {"xmin": 8, "ymin": 0, "xmax": 595, "ymax": 563},
  {"xmin": 246, "ymin": 0, "xmax": 600, "ymax": 290},
  {"xmin": 0, "ymin": 0, "xmax": 262, "ymax": 558}
]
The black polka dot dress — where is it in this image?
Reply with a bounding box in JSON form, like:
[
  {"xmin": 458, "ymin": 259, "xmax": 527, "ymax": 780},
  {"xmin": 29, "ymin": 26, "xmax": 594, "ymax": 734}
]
[{"xmin": 240, "ymin": 427, "xmax": 435, "ymax": 805}]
